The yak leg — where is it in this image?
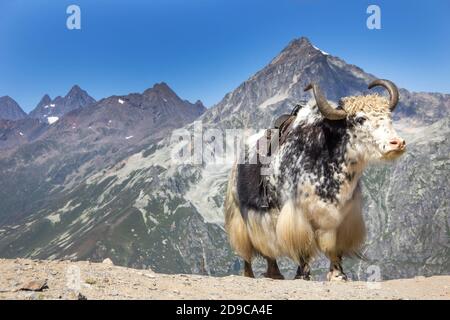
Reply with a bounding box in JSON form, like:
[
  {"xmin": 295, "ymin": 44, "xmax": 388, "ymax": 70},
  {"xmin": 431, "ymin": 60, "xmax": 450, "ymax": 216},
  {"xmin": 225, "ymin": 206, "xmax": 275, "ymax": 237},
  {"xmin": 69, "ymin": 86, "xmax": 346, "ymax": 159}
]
[
  {"xmin": 243, "ymin": 261, "xmax": 255, "ymax": 278},
  {"xmin": 316, "ymin": 229, "xmax": 347, "ymax": 281},
  {"xmin": 263, "ymin": 258, "xmax": 284, "ymax": 280},
  {"xmin": 294, "ymin": 256, "xmax": 311, "ymax": 280},
  {"xmin": 327, "ymin": 254, "xmax": 347, "ymax": 281}
]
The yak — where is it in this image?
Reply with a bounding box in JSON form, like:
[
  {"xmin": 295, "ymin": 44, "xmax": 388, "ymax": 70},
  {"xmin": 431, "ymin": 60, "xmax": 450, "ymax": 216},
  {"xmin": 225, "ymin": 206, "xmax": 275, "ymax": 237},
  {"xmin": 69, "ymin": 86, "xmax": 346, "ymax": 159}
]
[{"xmin": 224, "ymin": 79, "xmax": 406, "ymax": 281}]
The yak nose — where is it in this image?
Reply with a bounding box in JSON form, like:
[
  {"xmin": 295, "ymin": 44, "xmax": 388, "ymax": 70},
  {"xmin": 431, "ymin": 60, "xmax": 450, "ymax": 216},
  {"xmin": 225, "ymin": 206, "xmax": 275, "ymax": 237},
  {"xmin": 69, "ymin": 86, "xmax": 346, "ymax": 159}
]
[{"xmin": 389, "ymin": 138, "xmax": 406, "ymax": 150}]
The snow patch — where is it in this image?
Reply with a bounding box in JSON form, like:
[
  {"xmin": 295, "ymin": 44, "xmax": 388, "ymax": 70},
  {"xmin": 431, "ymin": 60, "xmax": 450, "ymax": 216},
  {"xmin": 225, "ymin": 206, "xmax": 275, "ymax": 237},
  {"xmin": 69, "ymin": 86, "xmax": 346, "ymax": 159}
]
[
  {"xmin": 184, "ymin": 162, "xmax": 232, "ymax": 224},
  {"xmin": 60, "ymin": 200, "xmax": 81, "ymax": 214},
  {"xmin": 313, "ymin": 45, "xmax": 329, "ymax": 55},
  {"xmin": 232, "ymin": 101, "xmax": 243, "ymax": 113},
  {"xmin": 125, "ymin": 135, "xmax": 134, "ymax": 140},
  {"xmin": 86, "ymin": 146, "xmax": 171, "ymax": 187},
  {"xmin": 46, "ymin": 213, "xmax": 61, "ymax": 225},
  {"xmin": 134, "ymin": 190, "xmax": 159, "ymax": 231},
  {"xmin": 45, "ymin": 200, "xmax": 81, "ymax": 227},
  {"xmin": 47, "ymin": 116, "xmax": 59, "ymax": 124},
  {"xmin": 257, "ymin": 92, "xmax": 289, "ymax": 110},
  {"xmin": 118, "ymin": 99, "xmax": 125, "ymax": 104},
  {"xmin": 24, "ymin": 220, "xmax": 35, "ymax": 228},
  {"xmin": 288, "ymin": 74, "xmax": 300, "ymax": 91}
]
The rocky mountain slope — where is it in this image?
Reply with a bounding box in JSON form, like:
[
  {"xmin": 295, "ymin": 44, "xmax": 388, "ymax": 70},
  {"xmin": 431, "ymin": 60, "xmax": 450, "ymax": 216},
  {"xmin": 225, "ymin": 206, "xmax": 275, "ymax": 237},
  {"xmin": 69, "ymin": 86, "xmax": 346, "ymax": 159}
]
[
  {"xmin": 0, "ymin": 96, "xmax": 27, "ymax": 121},
  {"xmin": 0, "ymin": 82, "xmax": 205, "ymax": 229},
  {"xmin": 0, "ymin": 118, "xmax": 48, "ymax": 150},
  {"xmin": 0, "ymin": 259, "xmax": 448, "ymax": 300},
  {"xmin": 29, "ymin": 85, "xmax": 96, "ymax": 123},
  {"xmin": 0, "ymin": 37, "xmax": 448, "ymax": 280}
]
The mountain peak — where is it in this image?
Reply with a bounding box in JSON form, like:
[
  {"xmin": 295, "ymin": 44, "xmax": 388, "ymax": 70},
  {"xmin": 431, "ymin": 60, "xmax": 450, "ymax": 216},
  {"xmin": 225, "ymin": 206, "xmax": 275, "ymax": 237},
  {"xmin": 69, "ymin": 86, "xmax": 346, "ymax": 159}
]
[
  {"xmin": 0, "ymin": 95, "xmax": 15, "ymax": 104},
  {"xmin": 151, "ymin": 82, "xmax": 174, "ymax": 93},
  {"xmin": 143, "ymin": 82, "xmax": 179, "ymax": 100},
  {"xmin": 287, "ymin": 36, "xmax": 313, "ymax": 49},
  {"xmin": 195, "ymin": 99, "xmax": 204, "ymax": 107},
  {"xmin": 66, "ymin": 85, "xmax": 84, "ymax": 98},
  {"xmin": 29, "ymin": 86, "xmax": 95, "ymax": 120},
  {"xmin": 38, "ymin": 94, "xmax": 52, "ymax": 105},
  {"xmin": 0, "ymin": 96, "xmax": 27, "ymax": 120},
  {"xmin": 268, "ymin": 36, "xmax": 328, "ymax": 67},
  {"xmin": 153, "ymin": 82, "xmax": 170, "ymax": 89},
  {"xmin": 281, "ymin": 37, "xmax": 330, "ymax": 56}
]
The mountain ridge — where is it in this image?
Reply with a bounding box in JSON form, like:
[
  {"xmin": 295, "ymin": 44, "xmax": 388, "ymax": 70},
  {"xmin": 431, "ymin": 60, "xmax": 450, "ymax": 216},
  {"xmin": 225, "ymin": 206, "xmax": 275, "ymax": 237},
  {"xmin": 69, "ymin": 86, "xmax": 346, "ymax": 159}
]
[
  {"xmin": 29, "ymin": 85, "xmax": 96, "ymax": 123},
  {"xmin": 0, "ymin": 96, "xmax": 27, "ymax": 121}
]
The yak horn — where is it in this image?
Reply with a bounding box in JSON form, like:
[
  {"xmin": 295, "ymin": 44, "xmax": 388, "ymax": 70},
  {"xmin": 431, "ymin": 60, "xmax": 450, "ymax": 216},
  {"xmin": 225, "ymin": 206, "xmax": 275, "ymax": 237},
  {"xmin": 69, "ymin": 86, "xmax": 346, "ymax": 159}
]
[
  {"xmin": 368, "ymin": 79, "xmax": 399, "ymax": 111},
  {"xmin": 304, "ymin": 83, "xmax": 347, "ymax": 120}
]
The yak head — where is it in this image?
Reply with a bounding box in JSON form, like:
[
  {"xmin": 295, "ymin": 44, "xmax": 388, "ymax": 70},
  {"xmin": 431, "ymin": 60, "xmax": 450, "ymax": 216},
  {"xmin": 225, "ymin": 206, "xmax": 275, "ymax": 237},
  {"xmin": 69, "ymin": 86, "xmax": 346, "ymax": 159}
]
[{"xmin": 305, "ymin": 79, "xmax": 406, "ymax": 162}]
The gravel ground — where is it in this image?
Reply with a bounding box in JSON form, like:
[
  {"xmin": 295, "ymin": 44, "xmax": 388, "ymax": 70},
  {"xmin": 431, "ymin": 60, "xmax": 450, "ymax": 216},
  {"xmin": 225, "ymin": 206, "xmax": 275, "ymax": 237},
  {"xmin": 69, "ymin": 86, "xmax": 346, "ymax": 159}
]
[{"xmin": 0, "ymin": 259, "xmax": 448, "ymax": 300}]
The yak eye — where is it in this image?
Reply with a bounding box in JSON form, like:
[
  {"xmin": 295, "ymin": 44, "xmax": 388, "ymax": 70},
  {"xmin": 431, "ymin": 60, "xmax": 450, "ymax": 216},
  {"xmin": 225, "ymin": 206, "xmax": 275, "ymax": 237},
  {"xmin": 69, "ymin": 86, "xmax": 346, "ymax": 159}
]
[{"xmin": 354, "ymin": 116, "xmax": 367, "ymax": 125}]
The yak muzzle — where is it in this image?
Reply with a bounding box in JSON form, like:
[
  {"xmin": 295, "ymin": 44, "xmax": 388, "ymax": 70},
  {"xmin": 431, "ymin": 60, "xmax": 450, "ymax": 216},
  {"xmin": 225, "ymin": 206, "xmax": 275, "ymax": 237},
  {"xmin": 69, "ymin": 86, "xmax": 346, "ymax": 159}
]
[
  {"xmin": 383, "ymin": 137, "xmax": 406, "ymax": 159},
  {"xmin": 389, "ymin": 138, "xmax": 406, "ymax": 151}
]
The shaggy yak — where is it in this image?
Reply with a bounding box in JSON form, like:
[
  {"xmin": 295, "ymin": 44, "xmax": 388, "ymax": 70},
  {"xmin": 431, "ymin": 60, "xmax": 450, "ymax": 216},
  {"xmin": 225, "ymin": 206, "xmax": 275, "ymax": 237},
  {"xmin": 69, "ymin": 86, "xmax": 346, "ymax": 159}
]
[{"xmin": 224, "ymin": 79, "xmax": 406, "ymax": 281}]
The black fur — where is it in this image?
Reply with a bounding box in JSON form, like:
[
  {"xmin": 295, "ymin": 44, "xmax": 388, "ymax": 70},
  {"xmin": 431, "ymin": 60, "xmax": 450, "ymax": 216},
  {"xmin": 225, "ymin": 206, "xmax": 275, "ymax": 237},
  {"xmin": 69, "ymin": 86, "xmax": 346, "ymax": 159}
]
[
  {"xmin": 236, "ymin": 163, "xmax": 278, "ymax": 219},
  {"xmin": 278, "ymin": 118, "xmax": 351, "ymax": 203},
  {"xmin": 236, "ymin": 117, "xmax": 353, "ymax": 219}
]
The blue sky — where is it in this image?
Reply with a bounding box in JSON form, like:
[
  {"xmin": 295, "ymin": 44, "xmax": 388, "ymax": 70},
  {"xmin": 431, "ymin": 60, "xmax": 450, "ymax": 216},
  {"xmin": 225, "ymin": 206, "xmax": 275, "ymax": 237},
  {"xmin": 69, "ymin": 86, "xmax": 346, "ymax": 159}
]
[{"xmin": 0, "ymin": 0, "xmax": 449, "ymax": 112}]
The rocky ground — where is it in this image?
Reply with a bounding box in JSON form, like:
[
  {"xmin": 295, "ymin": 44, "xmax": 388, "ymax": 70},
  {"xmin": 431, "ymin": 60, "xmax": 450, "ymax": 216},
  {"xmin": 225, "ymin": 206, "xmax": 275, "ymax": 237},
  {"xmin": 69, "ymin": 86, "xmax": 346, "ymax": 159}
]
[{"xmin": 0, "ymin": 259, "xmax": 448, "ymax": 300}]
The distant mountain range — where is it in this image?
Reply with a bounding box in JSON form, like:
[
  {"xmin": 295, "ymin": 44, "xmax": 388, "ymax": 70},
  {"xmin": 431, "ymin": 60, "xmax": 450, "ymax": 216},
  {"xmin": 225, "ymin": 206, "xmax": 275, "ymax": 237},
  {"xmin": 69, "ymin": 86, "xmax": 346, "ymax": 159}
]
[
  {"xmin": 0, "ymin": 85, "xmax": 96, "ymax": 123},
  {"xmin": 0, "ymin": 85, "xmax": 97, "ymax": 149},
  {"xmin": 0, "ymin": 37, "xmax": 448, "ymax": 280},
  {"xmin": 29, "ymin": 85, "xmax": 96, "ymax": 123}
]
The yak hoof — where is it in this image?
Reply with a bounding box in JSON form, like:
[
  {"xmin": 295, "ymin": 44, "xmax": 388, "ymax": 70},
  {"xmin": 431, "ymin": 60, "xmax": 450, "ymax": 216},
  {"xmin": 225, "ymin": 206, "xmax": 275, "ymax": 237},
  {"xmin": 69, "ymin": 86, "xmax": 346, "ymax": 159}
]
[
  {"xmin": 294, "ymin": 274, "xmax": 311, "ymax": 281},
  {"xmin": 243, "ymin": 270, "xmax": 255, "ymax": 278},
  {"xmin": 327, "ymin": 270, "xmax": 348, "ymax": 282},
  {"xmin": 243, "ymin": 261, "xmax": 255, "ymax": 278}
]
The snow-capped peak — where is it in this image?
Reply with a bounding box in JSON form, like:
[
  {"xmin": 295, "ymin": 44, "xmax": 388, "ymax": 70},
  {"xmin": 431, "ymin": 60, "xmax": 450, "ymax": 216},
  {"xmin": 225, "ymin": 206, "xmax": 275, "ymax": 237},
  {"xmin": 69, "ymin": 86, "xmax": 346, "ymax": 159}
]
[{"xmin": 312, "ymin": 45, "xmax": 329, "ymax": 55}]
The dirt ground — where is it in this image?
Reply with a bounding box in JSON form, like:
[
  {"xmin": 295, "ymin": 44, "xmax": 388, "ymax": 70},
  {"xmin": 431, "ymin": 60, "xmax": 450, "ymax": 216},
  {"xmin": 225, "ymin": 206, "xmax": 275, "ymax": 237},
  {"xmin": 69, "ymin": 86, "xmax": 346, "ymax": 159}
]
[{"xmin": 0, "ymin": 258, "xmax": 448, "ymax": 300}]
